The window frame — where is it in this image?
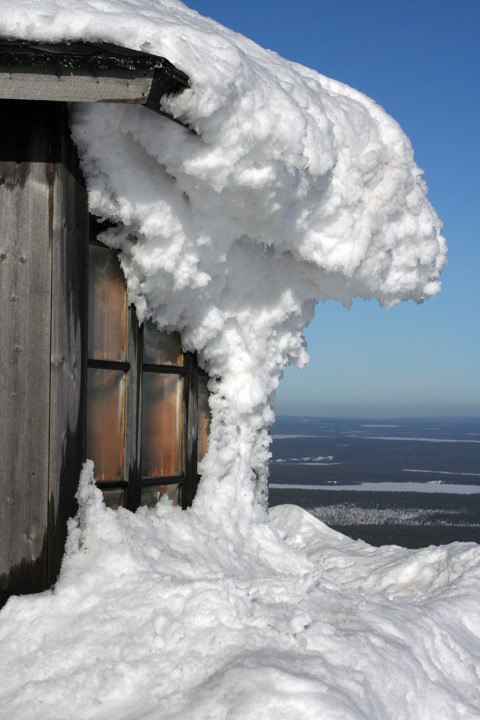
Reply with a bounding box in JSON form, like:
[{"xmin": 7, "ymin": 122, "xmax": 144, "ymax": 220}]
[{"xmin": 87, "ymin": 218, "xmax": 207, "ymax": 510}]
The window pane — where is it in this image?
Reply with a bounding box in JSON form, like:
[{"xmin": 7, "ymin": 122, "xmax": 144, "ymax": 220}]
[
  {"xmin": 102, "ymin": 488, "xmax": 125, "ymax": 509},
  {"xmin": 86, "ymin": 368, "xmax": 125, "ymax": 481},
  {"xmin": 141, "ymin": 373, "xmax": 183, "ymax": 477},
  {"xmin": 88, "ymin": 244, "xmax": 127, "ymax": 361},
  {"xmin": 197, "ymin": 374, "xmax": 211, "ymax": 464},
  {"xmin": 141, "ymin": 483, "xmax": 181, "ymax": 508},
  {"xmin": 143, "ymin": 320, "xmax": 183, "ymax": 366}
]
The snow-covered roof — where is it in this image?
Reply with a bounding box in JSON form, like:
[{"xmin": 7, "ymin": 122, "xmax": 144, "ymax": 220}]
[{"xmin": 0, "ymin": 0, "xmax": 447, "ymax": 519}]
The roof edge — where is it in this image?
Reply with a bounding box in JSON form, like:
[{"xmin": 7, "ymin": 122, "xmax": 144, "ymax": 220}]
[{"xmin": 0, "ymin": 39, "xmax": 190, "ymax": 120}]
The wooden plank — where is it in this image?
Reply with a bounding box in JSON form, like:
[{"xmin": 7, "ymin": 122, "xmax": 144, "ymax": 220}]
[
  {"xmin": 0, "ymin": 101, "xmax": 53, "ymax": 604},
  {"xmin": 0, "ymin": 66, "xmax": 154, "ymax": 104},
  {"xmin": 0, "ymin": 101, "xmax": 89, "ymax": 604},
  {"xmin": 47, "ymin": 104, "xmax": 89, "ymax": 586},
  {"xmin": 0, "ymin": 40, "xmax": 190, "ymax": 118}
]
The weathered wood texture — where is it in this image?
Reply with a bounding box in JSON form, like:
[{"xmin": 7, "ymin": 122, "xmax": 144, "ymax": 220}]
[
  {"xmin": 0, "ymin": 101, "xmax": 52, "ymax": 603},
  {"xmin": 0, "ymin": 40, "xmax": 190, "ymax": 118},
  {"xmin": 47, "ymin": 104, "xmax": 88, "ymax": 587},
  {"xmin": 0, "ymin": 67, "xmax": 154, "ymax": 104},
  {"xmin": 0, "ymin": 101, "xmax": 88, "ymax": 605}
]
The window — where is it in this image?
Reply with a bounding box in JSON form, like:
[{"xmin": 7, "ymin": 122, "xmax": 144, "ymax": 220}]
[{"xmin": 86, "ymin": 220, "xmax": 209, "ymax": 510}]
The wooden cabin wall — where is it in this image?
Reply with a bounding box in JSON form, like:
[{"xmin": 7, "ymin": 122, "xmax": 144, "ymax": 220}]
[
  {"xmin": 0, "ymin": 100, "xmax": 88, "ymax": 606},
  {"xmin": 48, "ymin": 103, "xmax": 89, "ymax": 588}
]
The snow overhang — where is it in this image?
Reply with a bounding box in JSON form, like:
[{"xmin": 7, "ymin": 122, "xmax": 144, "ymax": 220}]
[{"xmin": 0, "ymin": 39, "xmax": 189, "ymax": 118}]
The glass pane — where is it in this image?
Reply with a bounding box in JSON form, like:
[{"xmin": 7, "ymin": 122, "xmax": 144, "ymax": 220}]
[
  {"xmin": 102, "ymin": 488, "xmax": 125, "ymax": 509},
  {"xmin": 197, "ymin": 374, "xmax": 211, "ymax": 464},
  {"xmin": 88, "ymin": 244, "xmax": 127, "ymax": 361},
  {"xmin": 141, "ymin": 483, "xmax": 181, "ymax": 508},
  {"xmin": 143, "ymin": 320, "xmax": 183, "ymax": 366},
  {"xmin": 86, "ymin": 368, "xmax": 125, "ymax": 481},
  {"xmin": 141, "ymin": 373, "xmax": 183, "ymax": 477}
]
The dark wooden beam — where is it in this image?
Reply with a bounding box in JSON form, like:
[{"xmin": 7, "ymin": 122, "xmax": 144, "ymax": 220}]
[{"xmin": 0, "ymin": 40, "xmax": 189, "ymax": 117}]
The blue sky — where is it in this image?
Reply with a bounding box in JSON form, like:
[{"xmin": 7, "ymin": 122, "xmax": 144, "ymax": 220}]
[{"xmin": 189, "ymin": 0, "xmax": 479, "ymax": 417}]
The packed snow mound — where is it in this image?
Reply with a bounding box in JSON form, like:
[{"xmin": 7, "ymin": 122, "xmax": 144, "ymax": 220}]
[
  {"xmin": 1, "ymin": 0, "xmax": 446, "ymax": 516},
  {"xmin": 0, "ymin": 467, "xmax": 479, "ymax": 720}
]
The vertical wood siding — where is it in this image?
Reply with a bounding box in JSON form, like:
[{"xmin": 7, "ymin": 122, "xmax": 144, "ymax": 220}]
[
  {"xmin": 0, "ymin": 101, "xmax": 88, "ymax": 605},
  {"xmin": 47, "ymin": 104, "xmax": 88, "ymax": 587}
]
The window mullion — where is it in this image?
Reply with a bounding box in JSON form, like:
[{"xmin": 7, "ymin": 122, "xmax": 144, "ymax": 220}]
[
  {"xmin": 142, "ymin": 363, "xmax": 187, "ymax": 375},
  {"xmin": 125, "ymin": 305, "xmax": 142, "ymax": 510},
  {"xmin": 88, "ymin": 358, "xmax": 130, "ymax": 372},
  {"xmin": 181, "ymin": 352, "xmax": 199, "ymax": 509}
]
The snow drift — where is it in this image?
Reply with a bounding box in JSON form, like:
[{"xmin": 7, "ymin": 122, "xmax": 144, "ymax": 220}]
[
  {"xmin": 2, "ymin": 0, "xmax": 446, "ymax": 518},
  {"xmin": 0, "ymin": 467, "xmax": 479, "ymax": 720}
]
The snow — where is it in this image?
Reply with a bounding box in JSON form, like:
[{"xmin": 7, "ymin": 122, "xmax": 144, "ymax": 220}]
[
  {"xmin": 0, "ymin": 1, "xmax": 472, "ymax": 718},
  {"xmin": 1, "ymin": 467, "xmax": 479, "ymax": 720},
  {"xmin": 1, "ymin": 0, "xmax": 446, "ymax": 519}
]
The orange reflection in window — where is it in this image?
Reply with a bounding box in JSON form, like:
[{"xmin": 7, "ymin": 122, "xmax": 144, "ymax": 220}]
[
  {"xmin": 88, "ymin": 245, "xmax": 127, "ymax": 361},
  {"xmin": 143, "ymin": 320, "xmax": 183, "ymax": 366},
  {"xmin": 197, "ymin": 374, "xmax": 210, "ymax": 463},
  {"xmin": 141, "ymin": 373, "xmax": 183, "ymax": 477},
  {"xmin": 86, "ymin": 368, "xmax": 125, "ymax": 481}
]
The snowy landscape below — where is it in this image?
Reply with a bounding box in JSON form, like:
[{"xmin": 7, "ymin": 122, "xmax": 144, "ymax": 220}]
[{"xmin": 269, "ymin": 417, "xmax": 480, "ymax": 547}]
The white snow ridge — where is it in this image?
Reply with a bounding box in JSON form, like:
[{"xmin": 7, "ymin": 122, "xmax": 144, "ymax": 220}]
[{"xmin": 0, "ymin": 2, "xmax": 475, "ymax": 720}]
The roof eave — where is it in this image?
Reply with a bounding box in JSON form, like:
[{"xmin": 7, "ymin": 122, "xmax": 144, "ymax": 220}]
[{"xmin": 0, "ymin": 40, "xmax": 190, "ymax": 122}]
